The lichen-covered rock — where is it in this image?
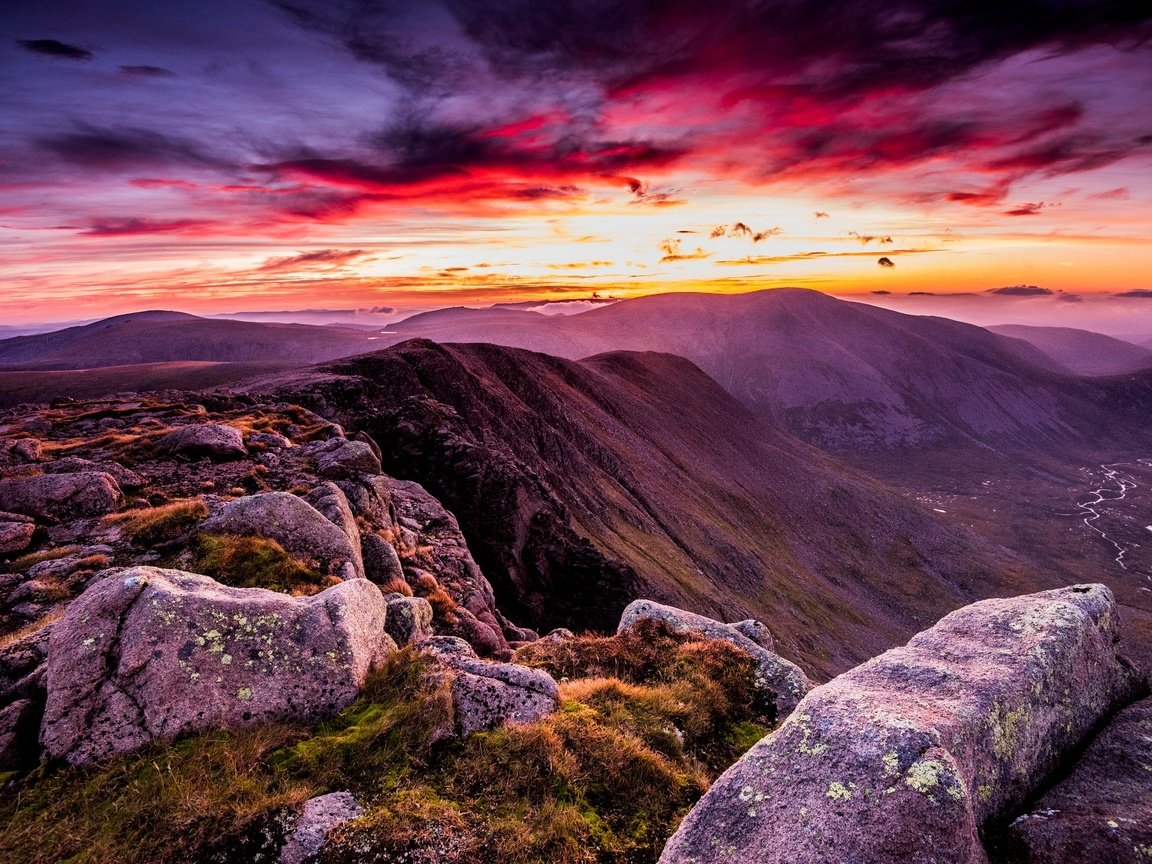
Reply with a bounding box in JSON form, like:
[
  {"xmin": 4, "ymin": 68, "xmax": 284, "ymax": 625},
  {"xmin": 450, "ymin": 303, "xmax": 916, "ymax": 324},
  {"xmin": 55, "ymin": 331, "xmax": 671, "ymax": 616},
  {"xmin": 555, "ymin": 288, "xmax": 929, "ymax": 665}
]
[
  {"xmin": 41, "ymin": 567, "xmax": 394, "ymax": 765},
  {"xmin": 157, "ymin": 422, "xmax": 248, "ymax": 460},
  {"xmin": 383, "ymin": 594, "xmax": 433, "ymax": 646},
  {"xmin": 426, "ymin": 638, "xmax": 560, "ymax": 735},
  {"xmin": 309, "ymin": 438, "xmax": 381, "ymax": 479},
  {"xmin": 0, "ymin": 471, "xmax": 123, "ymax": 522},
  {"xmin": 201, "ymin": 492, "xmax": 363, "ymax": 579},
  {"xmin": 279, "ymin": 791, "xmax": 364, "ymax": 864},
  {"xmin": 659, "ymin": 585, "xmax": 1143, "ymax": 864},
  {"xmin": 619, "ymin": 599, "xmax": 807, "ymax": 718},
  {"xmin": 0, "ymin": 511, "xmax": 36, "ymax": 555},
  {"xmin": 1004, "ymin": 696, "xmax": 1152, "ymax": 863}
]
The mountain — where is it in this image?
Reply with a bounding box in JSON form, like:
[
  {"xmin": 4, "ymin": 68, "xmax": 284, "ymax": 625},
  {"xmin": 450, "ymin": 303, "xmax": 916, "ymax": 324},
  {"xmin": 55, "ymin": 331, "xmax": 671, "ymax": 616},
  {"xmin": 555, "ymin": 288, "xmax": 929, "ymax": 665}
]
[
  {"xmin": 988, "ymin": 324, "xmax": 1152, "ymax": 375},
  {"xmin": 0, "ymin": 362, "xmax": 293, "ymax": 409},
  {"xmin": 383, "ymin": 289, "xmax": 1152, "ymax": 456},
  {"xmin": 0, "ymin": 310, "xmax": 376, "ymax": 371},
  {"xmin": 248, "ymin": 339, "xmax": 1050, "ymax": 677}
]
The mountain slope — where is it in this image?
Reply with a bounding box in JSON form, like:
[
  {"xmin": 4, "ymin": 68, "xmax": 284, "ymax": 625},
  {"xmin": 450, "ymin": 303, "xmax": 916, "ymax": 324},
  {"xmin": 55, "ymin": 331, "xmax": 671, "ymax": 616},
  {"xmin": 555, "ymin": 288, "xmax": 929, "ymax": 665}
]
[
  {"xmin": 989, "ymin": 324, "xmax": 1152, "ymax": 376},
  {"xmin": 383, "ymin": 289, "xmax": 1151, "ymax": 454},
  {"xmin": 248, "ymin": 340, "xmax": 1038, "ymax": 677},
  {"xmin": 0, "ymin": 311, "xmax": 376, "ymax": 371}
]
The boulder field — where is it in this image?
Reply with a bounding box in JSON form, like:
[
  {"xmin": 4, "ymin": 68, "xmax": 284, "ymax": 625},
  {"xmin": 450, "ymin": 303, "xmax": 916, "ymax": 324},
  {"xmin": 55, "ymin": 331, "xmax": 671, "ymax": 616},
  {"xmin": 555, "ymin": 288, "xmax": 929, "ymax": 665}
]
[{"xmin": 659, "ymin": 584, "xmax": 1147, "ymax": 864}]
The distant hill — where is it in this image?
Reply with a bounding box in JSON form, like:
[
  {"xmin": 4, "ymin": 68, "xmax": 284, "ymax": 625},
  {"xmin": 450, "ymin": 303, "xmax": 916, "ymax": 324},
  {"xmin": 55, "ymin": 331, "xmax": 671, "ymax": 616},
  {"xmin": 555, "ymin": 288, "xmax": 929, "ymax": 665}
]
[
  {"xmin": 0, "ymin": 311, "xmax": 376, "ymax": 371},
  {"xmin": 384, "ymin": 288, "xmax": 1152, "ymax": 455},
  {"xmin": 989, "ymin": 324, "xmax": 1152, "ymax": 376},
  {"xmin": 0, "ymin": 361, "xmax": 293, "ymax": 408},
  {"xmin": 248, "ymin": 340, "xmax": 1034, "ymax": 676}
]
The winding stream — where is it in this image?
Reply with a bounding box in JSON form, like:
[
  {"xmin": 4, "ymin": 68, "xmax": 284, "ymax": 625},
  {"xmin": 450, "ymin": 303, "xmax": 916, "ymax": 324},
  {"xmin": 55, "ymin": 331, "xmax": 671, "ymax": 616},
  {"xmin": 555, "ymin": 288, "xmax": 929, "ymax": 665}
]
[{"xmin": 1075, "ymin": 460, "xmax": 1151, "ymax": 572}]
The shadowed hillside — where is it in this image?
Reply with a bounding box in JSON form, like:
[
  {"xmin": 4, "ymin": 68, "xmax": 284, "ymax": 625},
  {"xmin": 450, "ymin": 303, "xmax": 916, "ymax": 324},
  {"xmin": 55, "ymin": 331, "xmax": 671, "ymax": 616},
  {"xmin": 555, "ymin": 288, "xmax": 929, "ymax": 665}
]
[{"xmin": 248, "ymin": 340, "xmax": 1042, "ymax": 677}]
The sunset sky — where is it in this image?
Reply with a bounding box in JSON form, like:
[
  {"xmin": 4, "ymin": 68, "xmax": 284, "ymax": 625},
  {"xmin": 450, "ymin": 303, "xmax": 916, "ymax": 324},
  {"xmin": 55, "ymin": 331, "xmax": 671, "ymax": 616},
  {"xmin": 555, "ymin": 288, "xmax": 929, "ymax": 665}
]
[{"xmin": 3, "ymin": 1, "xmax": 1151, "ymax": 325}]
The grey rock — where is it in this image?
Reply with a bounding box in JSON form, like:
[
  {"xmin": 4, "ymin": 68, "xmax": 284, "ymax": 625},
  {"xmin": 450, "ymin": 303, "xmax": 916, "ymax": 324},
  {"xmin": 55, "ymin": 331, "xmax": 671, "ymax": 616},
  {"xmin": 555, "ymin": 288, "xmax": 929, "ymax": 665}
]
[
  {"xmin": 0, "ymin": 472, "xmax": 123, "ymax": 522},
  {"xmin": 361, "ymin": 533, "xmax": 404, "ymax": 585},
  {"xmin": 279, "ymin": 791, "xmax": 364, "ymax": 864},
  {"xmin": 157, "ymin": 423, "xmax": 247, "ymax": 460},
  {"xmin": 41, "ymin": 567, "xmax": 394, "ymax": 765},
  {"xmin": 426, "ymin": 639, "xmax": 560, "ymax": 735},
  {"xmin": 248, "ymin": 432, "xmax": 293, "ymax": 450},
  {"xmin": 201, "ymin": 492, "xmax": 363, "ymax": 580},
  {"xmin": 619, "ymin": 599, "xmax": 808, "ymax": 718},
  {"xmin": 45, "ymin": 457, "xmax": 145, "ymax": 489},
  {"xmin": 0, "ymin": 512, "xmax": 36, "ymax": 555},
  {"xmin": 309, "ymin": 438, "xmax": 381, "ymax": 479},
  {"xmin": 302, "ymin": 482, "xmax": 364, "ymax": 580},
  {"xmin": 1004, "ymin": 696, "xmax": 1152, "ymax": 863},
  {"xmin": 729, "ymin": 619, "xmax": 775, "ymax": 651},
  {"xmin": 383, "ymin": 594, "xmax": 433, "ymax": 646},
  {"xmin": 3, "ymin": 438, "xmax": 43, "ymax": 463},
  {"xmin": 658, "ymin": 584, "xmax": 1143, "ymax": 864}
]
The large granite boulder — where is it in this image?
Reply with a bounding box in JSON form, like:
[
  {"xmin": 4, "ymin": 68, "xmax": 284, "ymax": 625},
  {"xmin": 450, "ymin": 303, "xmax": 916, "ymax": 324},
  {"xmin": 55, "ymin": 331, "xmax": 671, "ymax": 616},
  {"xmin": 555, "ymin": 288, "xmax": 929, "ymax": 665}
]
[
  {"xmin": 41, "ymin": 567, "xmax": 394, "ymax": 765},
  {"xmin": 302, "ymin": 482, "xmax": 365, "ymax": 579},
  {"xmin": 1004, "ymin": 696, "xmax": 1152, "ymax": 863},
  {"xmin": 361, "ymin": 533, "xmax": 405, "ymax": 585},
  {"xmin": 0, "ymin": 511, "xmax": 36, "ymax": 555},
  {"xmin": 0, "ymin": 472, "xmax": 122, "ymax": 522},
  {"xmin": 201, "ymin": 492, "xmax": 363, "ymax": 580},
  {"xmin": 659, "ymin": 585, "xmax": 1143, "ymax": 864},
  {"xmin": 157, "ymin": 423, "xmax": 247, "ymax": 460},
  {"xmin": 425, "ymin": 637, "xmax": 559, "ymax": 735},
  {"xmin": 619, "ymin": 599, "xmax": 808, "ymax": 719}
]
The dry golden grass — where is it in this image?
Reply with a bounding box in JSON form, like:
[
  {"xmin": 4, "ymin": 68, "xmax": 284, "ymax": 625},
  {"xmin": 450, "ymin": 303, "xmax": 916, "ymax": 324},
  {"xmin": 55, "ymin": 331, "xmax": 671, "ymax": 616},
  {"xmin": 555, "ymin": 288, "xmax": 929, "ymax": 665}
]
[
  {"xmin": 106, "ymin": 499, "xmax": 209, "ymax": 547},
  {"xmin": 0, "ymin": 609, "xmax": 62, "ymax": 651}
]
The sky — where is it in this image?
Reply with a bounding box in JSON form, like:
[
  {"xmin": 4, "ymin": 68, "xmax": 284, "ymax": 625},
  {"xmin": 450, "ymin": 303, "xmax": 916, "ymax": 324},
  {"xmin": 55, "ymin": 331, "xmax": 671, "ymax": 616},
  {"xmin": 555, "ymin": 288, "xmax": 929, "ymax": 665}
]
[{"xmin": 3, "ymin": 0, "xmax": 1151, "ymax": 327}]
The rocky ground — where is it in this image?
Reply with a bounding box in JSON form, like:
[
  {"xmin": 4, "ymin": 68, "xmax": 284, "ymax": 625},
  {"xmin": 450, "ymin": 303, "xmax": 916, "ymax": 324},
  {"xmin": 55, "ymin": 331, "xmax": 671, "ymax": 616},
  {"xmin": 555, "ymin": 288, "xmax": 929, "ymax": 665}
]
[{"xmin": 1, "ymin": 394, "xmax": 1150, "ymax": 863}]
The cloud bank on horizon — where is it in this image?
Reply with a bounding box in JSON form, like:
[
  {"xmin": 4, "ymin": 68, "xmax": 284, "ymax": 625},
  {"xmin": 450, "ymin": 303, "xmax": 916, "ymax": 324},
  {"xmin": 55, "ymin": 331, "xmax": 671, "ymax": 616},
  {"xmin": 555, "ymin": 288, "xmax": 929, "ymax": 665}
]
[{"xmin": 2, "ymin": 0, "xmax": 1150, "ymax": 322}]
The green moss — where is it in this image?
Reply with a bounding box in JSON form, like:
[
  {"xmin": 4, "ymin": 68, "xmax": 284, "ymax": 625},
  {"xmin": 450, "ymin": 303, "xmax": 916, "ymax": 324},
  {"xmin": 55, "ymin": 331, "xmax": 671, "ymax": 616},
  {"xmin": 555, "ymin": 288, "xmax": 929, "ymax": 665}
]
[{"xmin": 186, "ymin": 533, "xmax": 330, "ymax": 594}]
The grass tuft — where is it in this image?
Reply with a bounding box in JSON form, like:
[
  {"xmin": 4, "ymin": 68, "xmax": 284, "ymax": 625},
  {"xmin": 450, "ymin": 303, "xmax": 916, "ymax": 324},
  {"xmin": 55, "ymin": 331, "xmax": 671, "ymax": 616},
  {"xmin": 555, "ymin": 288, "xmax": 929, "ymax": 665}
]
[{"xmin": 186, "ymin": 533, "xmax": 334, "ymax": 595}]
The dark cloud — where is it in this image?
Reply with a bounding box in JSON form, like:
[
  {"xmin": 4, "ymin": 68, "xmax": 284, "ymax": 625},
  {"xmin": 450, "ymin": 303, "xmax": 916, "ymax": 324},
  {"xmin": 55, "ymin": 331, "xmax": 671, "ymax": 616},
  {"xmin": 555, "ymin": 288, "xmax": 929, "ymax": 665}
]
[
  {"xmin": 17, "ymin": 39, "xmax": 93, "ymax": 60},
  {"xmin": 258, "ymin": 248, "xmax": 369, "ymax": 270},
  {"xmin": 119, "ymin": 65, "xmax": 176, "ymax": 78},
  {"xmin": 79, "ymin": 217, "xmax": 212, "ymax": 236},
  {"xmin": 987, "ymin": 285, "xmax": 1054, "ymax": 296},
  {"xmin": 38, "ymin": 125, "xmax": 226, "ymax": 171},
  {"xmin": 1003, "ymin": 202, "xmax": 1046, "ymax": 216},
  {"xmin": 872, "ymin": 290, "xmax": 891, "ymax": 295},
  {"xmin": 814, "ymin": 211, "xmax": 829, "ymax": 218},
  {"xmin": 877, "ymin": 256, "xmax": 895, "ymax": 268},
  {"xmin": 1116, "ymin": 290, "xmax": 1152, "ymax": 298}
]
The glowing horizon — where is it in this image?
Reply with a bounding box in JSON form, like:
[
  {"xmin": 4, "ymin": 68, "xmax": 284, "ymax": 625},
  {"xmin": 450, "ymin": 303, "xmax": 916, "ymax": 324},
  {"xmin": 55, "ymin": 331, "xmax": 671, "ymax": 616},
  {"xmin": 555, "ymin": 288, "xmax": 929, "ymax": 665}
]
[{"xmin": 3, "ymin": 2, "xmax": 1151, "ymax": 325}]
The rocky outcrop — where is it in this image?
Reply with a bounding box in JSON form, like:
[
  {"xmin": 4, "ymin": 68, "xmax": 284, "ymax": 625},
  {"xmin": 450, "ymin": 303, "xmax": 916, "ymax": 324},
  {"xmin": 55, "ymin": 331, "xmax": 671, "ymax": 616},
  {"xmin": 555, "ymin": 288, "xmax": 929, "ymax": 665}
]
[
  {"xmin": 426, "ymin": 637, "xmax": 560, "ymax": 735},
  {"xmin": 1004, "ymin": 696, "xmax": 1152, "ymax": 863},
  {"xmin": 659, "ymin": 585, "xmax": 1143, "ymax": 864},
  {"xmin": 0, "ymin": 471, "xmax": 122, "ymax": 522},
  {"xmin": 44, "ymin": 456, "xmax": 144, "ymax": 489},
  {"xmin": 302, "ymin": 482, "xmax": 365, "ymax": 579},
  {"xmin": 383, "ymin": 594, "xmax": 433, "ymax": 646},
  {"xmin": 619, "ymin": 600, "xmax": 808, "ymax": 719},
  {"xmin": 201, "ymin": 492, "xmax": 363, "ymax": 580},
  {"xmin": 41, "ymin": 567, "xmax": 394, "ymax": 765},
  {"xmin": 0, "ymin": 511, "xmax": 35, "ymax": 555},
  {"xmin": 308, "ymin": 438, "xmax": 381, "ymax": 479},
  {"xmin": 361, "ymin": 532, "xmax": 404, "ymax": 585},
  {"xmin": 157, "ymin": 423, "xmax": 248, "ymax": 460},
  {"xmin": 279, "ymin": 792, "xmax": 364, "ymax": 864}
]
